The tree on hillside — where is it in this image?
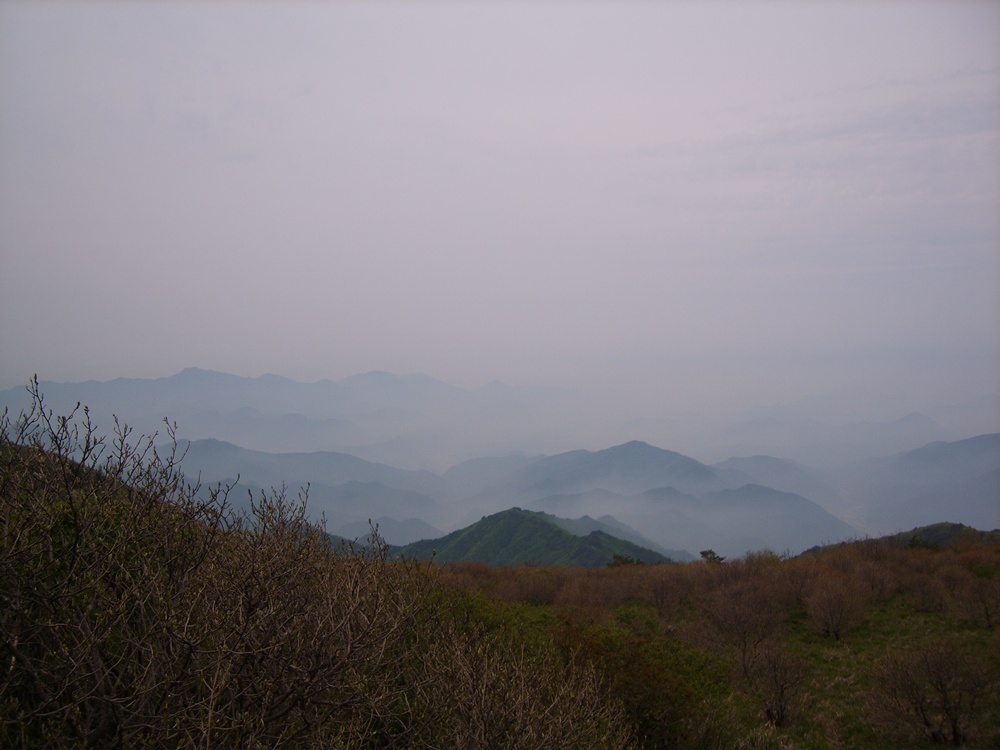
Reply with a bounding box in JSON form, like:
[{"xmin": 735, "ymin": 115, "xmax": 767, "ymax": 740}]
[{"xmin": 804, "ymin": 571, "xmax": 872, "ymax": 641}]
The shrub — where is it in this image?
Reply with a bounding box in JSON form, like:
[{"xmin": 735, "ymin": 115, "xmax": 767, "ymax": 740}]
[
  {"xmin": 804, "ymin": 570, "xmax": 872, "ymax": 641},
  {"xmin": 0, "ymin": 381, "xmax": 635, "ymax": 749},
  {"xmin": 867, "ymin": 637, "xmax": 998, "ymax": 747}
]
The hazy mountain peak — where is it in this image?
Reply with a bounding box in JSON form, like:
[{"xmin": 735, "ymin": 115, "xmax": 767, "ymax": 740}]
[
  {"xmin": 171, "ymin": 367, "xmax": 235, "ymax": 381},
  {"xmin": 340, "ymin": 371, "xmax": 402, "ymax": 385}
]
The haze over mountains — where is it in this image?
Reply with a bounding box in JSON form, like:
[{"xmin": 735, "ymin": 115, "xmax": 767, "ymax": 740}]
[
  {"xmin": 2, "ymin": 368, "xmax": 993, "ymax": 469},
  {"xmin": 1, "ymin": 369, "xmax": 997, "ymax": 560}
]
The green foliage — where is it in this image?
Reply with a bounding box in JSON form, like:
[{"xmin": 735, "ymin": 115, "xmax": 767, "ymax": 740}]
[
  {"xmin": 700, "ymin": 549, "xmax": 726, "ymax": 564},
  {"xmin": 552, "ymin": 615, "xmax": 734, "ymax": 750},
  {"xmin": 400, "ymin": 507, "xmax": 670, "ymax": 567}
]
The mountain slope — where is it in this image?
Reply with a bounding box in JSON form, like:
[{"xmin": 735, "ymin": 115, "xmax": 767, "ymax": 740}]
[
  {"xmin": 511, "ymin": 440, "xmax": 733, "ymax": 498},
  {"xmin": 844, "ymin": 434, "xmax": 1000, "ymax": 533},
  {"xmin": 179, "ymin": 439, "xmax": 452, "ymax": 500},
  {"xmin": 397, "ymin": 508, "xmax": 672, "ymax": 566},
  {"xmin": 527, "ymin": 483, "xmax": 858, "ymax": 558},
  {"xmin": 711, "ymin": 455, "xmax": 836, "ymax": 507},
  {"xmin": 544, "ymin": 513, "xmax": 694, "ymax": 561}
]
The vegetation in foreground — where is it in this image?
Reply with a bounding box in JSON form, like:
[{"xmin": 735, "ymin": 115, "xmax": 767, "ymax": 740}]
[
  {"xmin": 2, "ymin": 382, "xmax": 998, "ymax": 748},
  {"xmin": 0, "ymin": 384, "xmax": 630, "ymax": 748}
]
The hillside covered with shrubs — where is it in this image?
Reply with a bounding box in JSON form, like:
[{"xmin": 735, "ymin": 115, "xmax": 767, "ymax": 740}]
[
  {"xmin": 0, "ymin": 387, "xmax": 630, "ymax": 748},
  {"xmin": 2, "ymin": 385, "xmax": 999, "ymax": 748}
]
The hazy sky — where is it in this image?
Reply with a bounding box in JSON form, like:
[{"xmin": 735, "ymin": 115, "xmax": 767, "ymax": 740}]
[{"xmin": 1, "ymin": 1, "xmax": 998, "ymax": 419}]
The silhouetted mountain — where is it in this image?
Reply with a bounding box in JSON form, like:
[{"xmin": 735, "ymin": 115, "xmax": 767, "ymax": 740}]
[
  {"xmin": 307, "ymin": 481, "xmax": 447, "ymax": 530},
  {"xmin": 695, "ymin": 484, "xmax": 858, "ymax": 555},
  {"xmin": 712, "ymin": 455, "xmax": 837, "ymax": 508},
  {"xmin": 3, "ymin": 373, "xmax": 995, "ymax": 551},
  {"xmin": 180, "ymin": 439, "xmax": 451, "ymax": 499},
  {"xmin": 397, "ymin": 508, "xmax": 673, "ymax": 566},
  {"xmin": 528, "ymin": 483, "xmax": 857, "ymax": 558},
  {"xmin": 848, "ymin": 434, "xmax": 1000, "ymax": 533},
  {"xmin": 511, "ymin": 441, "xmax": 732, "ymax": 498},
  {"xmin": 176, "ymin": 440, "xmax": 451, "ymax": 527},
  {"xmin": 442, "ymin": 454, "xmax": 542, "ymax": 497},
  {"xmin": 715, "ymin": 410, "xmax": 947, "ymax": 467}
]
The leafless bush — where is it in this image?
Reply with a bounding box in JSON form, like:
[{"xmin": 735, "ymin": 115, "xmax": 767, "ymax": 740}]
[
  {"xmin": 750, "ymin": 641, "xmax": 807, "ymax": 728},
  {"xmin": 951, "ymin": 574, "xmax": 1000, "ymax": 630},
  {"xmin": 700, "ymin": 577, "xmax": 787, "ymax": 682},
  {"xmin": 804, "ymin": 571, "xmax": 872, "ymax": 641},
  {"xmin": 867, "ymin": 638, "xmax": 998, "ymax": 746},
  {"xmin": 492, "ymin": 565, "xmax": 564, "ymax": 605},
  {"xmin": 1, "ymin": 381, "xmax": 634, "ymax": 748},
  {"xmin": 411, "ymin": 618, "xmax": 635, "ymax": 749},
  {"xmin": 696, "ymin": 573, "xmax": 807, "ymax": 727}
]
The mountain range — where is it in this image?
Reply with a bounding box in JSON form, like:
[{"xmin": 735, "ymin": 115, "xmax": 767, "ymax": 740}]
[
  {"xmin": 123, "ymin": 432, "xmax": 997, "ymax": 558},
  {"xmin": 3, "ymin": 368, "xmax": 992, "ymax": 470},
  {"xmin": 2, "ymin": 370, "xmax": 996, "ymax": 559}
]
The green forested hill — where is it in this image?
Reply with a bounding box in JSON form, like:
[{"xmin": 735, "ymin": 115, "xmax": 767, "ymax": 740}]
[{"xmin": 397, "ymin": 507, "xmax": 671, "ymax": 566}]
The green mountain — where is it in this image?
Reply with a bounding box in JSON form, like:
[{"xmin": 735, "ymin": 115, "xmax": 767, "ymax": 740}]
[
  {"xmin": 397, "ymin": 507, "xmax": 672, "ymax": 566},
  {"xmin": 882, "ymin": 522, "xmax": 1000, "ymax": 548},
  {"xmin": 802, "ymin": 522, "xmax": 1000, "ymax": 555}
]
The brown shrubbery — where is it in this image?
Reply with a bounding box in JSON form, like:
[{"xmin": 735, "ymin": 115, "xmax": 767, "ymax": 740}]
[
  {"xmin": 868, "ymin": 638, "xmax": 997, "ymax": 746},
  {"xmin": 0, "ymin": 383, "xmax": 633, "ymax": 749},
  {"xmin": 434, "ymin": 531, "xmax": 1000, "ymax": 747},
  {"xmin": 4, "ymin": 381, "xmax": 999, "ymax": 748}
]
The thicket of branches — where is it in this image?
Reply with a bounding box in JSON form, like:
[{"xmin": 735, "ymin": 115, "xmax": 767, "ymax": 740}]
[{"xmin": 0, "ymin": 381, "xmax": 633, "ymax": 749}]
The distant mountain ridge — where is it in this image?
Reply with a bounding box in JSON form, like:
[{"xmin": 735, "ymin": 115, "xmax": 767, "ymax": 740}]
[
  {"xmin": 2, "ymin": 371, "xmax": 996, "ymax": 556},
  {"xmin": 515, "ymin": 440, "xmax": 722, "ymax": 496},
  {"xmin": 0, "ymin": 369, "xmax": 576, "ymax": 470},
  {"xmin": 119, "ymin": 435, "xmax": 1000, "ymax": 556},
  {"xmin": 714, "ymin": 409, "xmax": 950, "ymax": 467},
  {"xmin": 4, "ymin": 368, "xmax": 993, "ymax": 471}
]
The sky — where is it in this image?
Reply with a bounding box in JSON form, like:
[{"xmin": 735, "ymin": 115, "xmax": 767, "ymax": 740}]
[{"xmin": 1, "ymin": 0, "xmax": 999, "ymax": 423}]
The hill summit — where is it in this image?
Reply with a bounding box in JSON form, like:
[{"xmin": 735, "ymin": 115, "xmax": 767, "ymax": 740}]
[{"xmin": 397, "ymin": 508, "xmax": 673, "ymax": 567}]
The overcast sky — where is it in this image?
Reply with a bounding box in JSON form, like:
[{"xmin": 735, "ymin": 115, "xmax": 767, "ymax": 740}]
[{"xmin": 1, "ymin": 1, "xmax": 998, "ymax": 421}]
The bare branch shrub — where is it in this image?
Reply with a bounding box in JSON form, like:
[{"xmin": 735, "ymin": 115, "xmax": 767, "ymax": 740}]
[
  {"xmin": 949, "ymin": 551, "xmax": 1000, "ymax": 630},
  {"xmin": 410, "ymin": 617, "xmax": 635, "ymax": 749},
  {"xmin": 750, "ymin": 641, "xmax": 807, "ymax": 728},
  {"xmin": 1, "ymin": 382, "xmax": 634, "ymax": 748},
  {"xmin": 867, "ymin": 638, "xmax": 998, "ymax": 747},
  {"xmin": 951, "ymin": 575, "xmax": 1000, "ymax": 630},
  {"xmin": 804, "ymin": 570, "xmax": 872, "ymax": 641},
  {"xmin": 700, "ymin": 577, "xmax": 787, "ymax": 683}
]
